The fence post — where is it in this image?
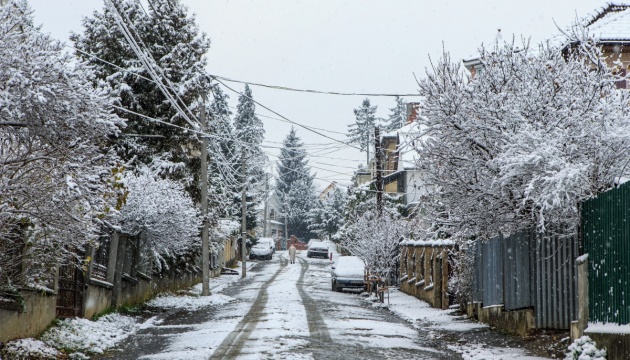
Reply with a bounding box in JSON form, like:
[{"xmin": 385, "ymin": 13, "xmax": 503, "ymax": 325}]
[
  {"xmin": 106, "ymin": 232, "xmax": 119, "ymax": 284},
  {"xmin": 434, "ymin": 252, "xmax": 443, "ymax": 309},
  {"xmin": 111, "ymin": 234, "xmax": 127, "ymax": 307},
  {"xmin": 572, "ymin": 255, "xmax": 589, "ymax": 340}
]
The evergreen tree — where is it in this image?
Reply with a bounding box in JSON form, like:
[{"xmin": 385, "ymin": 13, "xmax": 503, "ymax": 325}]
[
  {"xmin": 71, "ymin": 0, "xmax": 211, "ymax": 200},
  {"xmin": 347, "ymin": 98, "xmax": 378, "ymax": 165},
  {"xmin": 233, "ymin": 84, "xmax": 267, "ymax": 233},
  {"xmin": 308, "ymin": 187, "xmax": 346, "ymax": 240},
  {"xmin": 275, "ymin": 128, "xmax": 317, "ymax": 241},
  {"xmin": 206, "ymin": 84, "xmax": 236, "ymax": 220},
  {"xmin": 385, "ymin": 96, "xmax": 407, "ymax": 132}
]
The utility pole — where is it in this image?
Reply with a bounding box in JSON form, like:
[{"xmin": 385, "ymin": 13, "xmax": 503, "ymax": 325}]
[
  {"xmin": 262, "ymin": 177, "xmax": 269, "ymax": 237},
  {"xmin": 366, "ymin": 134, "xmax": 370, "ymax": 167},
  {"xmin": 374, "ymin": 127, "xmax": 383, "ymax": 217},
  {"xmin": 284, "ymin": 203, "xmax": 289, "ymax": 250},
  {"xmin": 199, "ymin": 91, "xmax": 210, "ymax": 296},
  {"xmin": 241, "ymin": 147, "xmax": 247, "ymax": 278}
]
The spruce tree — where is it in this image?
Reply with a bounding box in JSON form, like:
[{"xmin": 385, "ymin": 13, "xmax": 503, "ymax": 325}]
[
  {"xmin": 233, "ymin": 84, "xmax": 267, "ymax": 233},
  {"xmin": 308, "ymin": 187, "xmax": 346, "ymax": 240},
  {"xmin": 275, "ymin": 128, "xmax": 317, "ymax": 241},
  {"xmin": 71, "ymin": 0, "xmax": 211, "ymax": 200},
  {"xmin": 347, "ymin": 98, "xmax": 378, "ymax": 165},
  {"xmin": 385, "ymin": 96, "xmax": 407, "ymax": 132}
]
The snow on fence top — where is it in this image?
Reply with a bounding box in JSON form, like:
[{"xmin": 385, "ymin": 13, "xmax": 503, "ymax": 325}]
[{"xmin": 400, "ymin": 239, "xmax": 455, "ymax": 247}]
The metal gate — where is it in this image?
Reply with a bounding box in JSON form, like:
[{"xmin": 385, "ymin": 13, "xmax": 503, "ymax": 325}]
[{"xmin": 56, "ymin": 260, "xmax": 84, "ymax": 318}]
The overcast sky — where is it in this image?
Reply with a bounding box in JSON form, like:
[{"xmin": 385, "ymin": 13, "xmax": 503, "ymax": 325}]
[{"xmin": 29, "ymin": 0, "xmax": 607, "ymax": 189}]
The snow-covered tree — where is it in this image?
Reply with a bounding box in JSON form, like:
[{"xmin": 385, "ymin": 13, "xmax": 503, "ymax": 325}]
[
  {"xmin": 119, "ymin": 170, "xmax": 200, "ymax": 270},
  {"xmin": 275, "ymin": 128, "xmax": 317, "ymax": 240},
  {"xmin": 347, "ymin": 98, "xmax": 378, "ymax": 165},
  {"xmin": 232, "ymin": 84, "xmax": 268, "ymax": 232},
  {"xmin": 414, "ymin": 34, "xmax": 630, "ymax": 241},
  {"xmin": 308, "ymin": 187, "xmax": 346, "ymax": 240},
  {"xmin": 384, "ymin": 96, "xmax": 407, "ymax": 132},
  {"xmin": 339, "ymin": 209, "xmax": 405, "ymax": 281},
  {"xmin": 0, "ymin": 1, "xmax": 125, "ymax": 290},
  {"xmin": 71, "ymin": 0, "xmax": 211, "ymax": 199}
]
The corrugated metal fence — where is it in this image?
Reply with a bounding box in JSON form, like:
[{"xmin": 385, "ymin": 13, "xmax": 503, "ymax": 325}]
[
  {"xmin": 582, "ymin": 181, "xmax": 630, "ymax": 325},
  {"xmin": 472, "ymin": 228, "xmax": 578, "ymax": 329}
]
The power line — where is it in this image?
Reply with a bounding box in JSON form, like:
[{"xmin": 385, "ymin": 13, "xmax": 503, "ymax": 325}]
[
  {"xmin": 210, "ymin": 74, "xmax": 422, "ymax": 97},
  {"xmin": 211, "ymin": 77, "xmax": 360, "ymax": 151}
]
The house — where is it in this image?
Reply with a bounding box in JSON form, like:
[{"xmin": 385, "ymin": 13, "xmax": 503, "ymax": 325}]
[
  {"xmin": 464, "ymin": 3, "xmax": 630, "ymax": 84},
  {"xmin": 258, "ymin": 191, "xmax": 287, "ymax": 249}
]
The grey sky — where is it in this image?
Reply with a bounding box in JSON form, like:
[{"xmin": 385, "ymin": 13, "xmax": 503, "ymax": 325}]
[{"xmin": 29, "ymin": 0, "xmax": 607, "ymax": 189}]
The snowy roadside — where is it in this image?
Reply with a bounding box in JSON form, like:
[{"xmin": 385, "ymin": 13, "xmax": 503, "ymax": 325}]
[
  {"xmin": 0, "ymin": 266, "xmax": 249, "ymax": 360},
  {"xmin": 365, "ymin": 288, "xmax": 551, "ymax": 360}
]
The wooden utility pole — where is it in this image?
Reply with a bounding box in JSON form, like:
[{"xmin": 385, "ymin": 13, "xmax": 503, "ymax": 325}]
[
  {"xmin": 241, "ymin": 147, "xmax": 247, "ymax": 278},
  {"xmin": 374, "ymin": 127, "xmax": 383, "ymax": 217},
  {"xmin": 262, "ymin": 177, "xmax": 269, "ymax": 237},
  {"xmin": 199, "ymin": 91, "xmax": 210, "ymax": 296}
]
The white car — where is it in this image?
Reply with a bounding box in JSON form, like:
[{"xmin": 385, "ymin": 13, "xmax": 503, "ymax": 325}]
[
  {"xmin": 250, "ymin": 243, "xmax": 272, "ymax": 260},
  {"xmin": 331, "ymin": 256, "xmax": 366, "ymax": 292},
  {"xmin": 258, "ymin": 237, "xmax": 276, "ymax": 254},
  {"xmin": 307, "ymin": 241, "xmax": 329, "ymax": 259}
]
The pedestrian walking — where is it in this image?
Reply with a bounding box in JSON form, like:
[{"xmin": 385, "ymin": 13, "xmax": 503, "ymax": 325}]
[{"xmin": 289, "ymin": 244, "xmax": 296, "ymax": 264}]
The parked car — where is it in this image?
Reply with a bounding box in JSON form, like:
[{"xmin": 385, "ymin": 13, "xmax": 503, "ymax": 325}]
[
  {"xmin": 306, "ymin": 241, "xmax": 329, "ymax": 258},
  {"xmin": 331, "ymin": 256, "xmax": 366, "ymax": 292},
  {"xmin": 258, "ymin": 237, "xmax": 276, "ymax": 254},
  {"xmin": 250, "ymin": 243, "xmax": 272, "ymax": 260}
]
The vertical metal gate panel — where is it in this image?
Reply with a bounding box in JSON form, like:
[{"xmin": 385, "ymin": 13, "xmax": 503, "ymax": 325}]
[
  {"xmin": 482, "ymin": 235, "xmax": 504, "ymax": 306},
  {"xmin": 582, "ymin": 182, "xmax": 630, "ymax": 325},
  {"xmin": 503, "ymin": 229, "xmax": 534, "ymax": 310},
  {"xmin": 533, "ymin": 233, "xmax": 578, "ymax": 329},
  {"xmin": 472, "ymin": 240, "xmax": 483, "ymax": 303},
  {"xmin": 56, "ymin": 260, "xmax": 84, "ymax": 318}
]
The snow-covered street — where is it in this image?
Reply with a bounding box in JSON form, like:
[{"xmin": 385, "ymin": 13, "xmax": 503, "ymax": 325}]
[{"xmin": 82, "ymin": 250, "xmax": 553, "ymax": 360}]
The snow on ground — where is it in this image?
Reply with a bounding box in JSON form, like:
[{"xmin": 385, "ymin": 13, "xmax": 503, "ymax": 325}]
[
  {"xmin": 40, "ymin": 313, "xmax": 158, "ymax": 357},
  {"xmin": 369, "ymin": 287, "xmax": 485, "ymax": 332},
  {"xmin": 146, "ymin": 283, "xmax": 234, "ymax": 311},
  {"xmin": 367, "ymin": 288, "xmax": 549, "ymax": 359},
  {"xmin": 139, "ymin": 259, "xmax": 293, "ymax": 359},
  {"xmin": 448, "ymin": 343, "xmax": 549, "ymax": 360},
  {"xmin": 0, "ymin": 338, "xmax": 61, "ymax": 360}
]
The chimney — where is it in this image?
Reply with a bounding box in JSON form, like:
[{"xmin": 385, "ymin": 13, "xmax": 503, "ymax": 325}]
[{"xmin": 405, "ymin": 102, "xmax": 420, "ymax": 124}]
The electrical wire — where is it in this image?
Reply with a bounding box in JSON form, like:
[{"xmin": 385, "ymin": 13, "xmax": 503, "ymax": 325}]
[{"xmin": 210, "ymin": 74, "xmax": 421, "ymax": 97}]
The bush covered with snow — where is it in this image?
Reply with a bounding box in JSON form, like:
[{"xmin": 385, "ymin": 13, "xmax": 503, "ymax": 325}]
[
  {"xmin": 0, "ymin": 338, "xmax": 61, "ymax": 360},
  {"xmin": 565, "ymin": 336, "xmax": 606, "ymax": 360}
]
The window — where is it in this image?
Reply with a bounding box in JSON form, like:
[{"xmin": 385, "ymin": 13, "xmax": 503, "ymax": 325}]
[{"xmin": 269, "ymin": 209, "xmax": 276, "ymax": 221}]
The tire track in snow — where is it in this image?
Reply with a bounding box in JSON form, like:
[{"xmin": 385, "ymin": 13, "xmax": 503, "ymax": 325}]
[
  {"xmin": 295, "ymin": 257, "xmax": 332, "ymax": 346},
  {"xmin": 210, "ymin": 256, "xmax": 288, "ymax": 360}
]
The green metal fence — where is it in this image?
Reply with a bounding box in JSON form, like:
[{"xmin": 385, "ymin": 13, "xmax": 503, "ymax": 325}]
[{"xmin": 582, "ymin": 181, "xmax": 630, "ymax": 325}]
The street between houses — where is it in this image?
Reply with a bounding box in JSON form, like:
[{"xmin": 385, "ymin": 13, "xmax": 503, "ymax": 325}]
[{"xmin": 90, "ymin": 250, "xmax": 558, "ymax": 360}]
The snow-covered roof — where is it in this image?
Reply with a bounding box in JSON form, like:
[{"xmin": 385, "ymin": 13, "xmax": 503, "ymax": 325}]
[
  {"xmin": 464, "ymin": 4, "xmax": 630, "ymax": 67},
  {"xmin": 581, "ymin": 3, "xmax": 630, "ymax": 42}
]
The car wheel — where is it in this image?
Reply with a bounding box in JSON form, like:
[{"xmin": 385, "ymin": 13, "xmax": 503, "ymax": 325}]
[{"xmin": 267, "ymin": 254, "xmax": 272, "ymax": 260}]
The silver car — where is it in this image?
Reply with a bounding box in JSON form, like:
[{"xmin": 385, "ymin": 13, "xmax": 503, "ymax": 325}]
[{"xmin": 331, "ymin": 256, "xmax": 366, "ymax": 292}]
